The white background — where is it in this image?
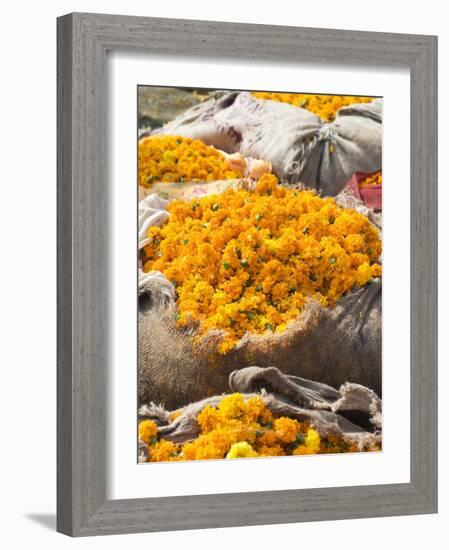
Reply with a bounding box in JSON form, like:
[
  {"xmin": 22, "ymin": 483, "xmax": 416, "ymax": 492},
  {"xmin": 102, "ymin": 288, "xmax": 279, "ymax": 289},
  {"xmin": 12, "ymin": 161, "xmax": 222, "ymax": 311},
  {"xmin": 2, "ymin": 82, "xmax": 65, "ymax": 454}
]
[
  {"xmin": 109, "ymin": 54, "xmax": 410, "ymax": 499},
  {"xmin": 0, "ymin": 1, "xmax": 445, "ymax": 548}
]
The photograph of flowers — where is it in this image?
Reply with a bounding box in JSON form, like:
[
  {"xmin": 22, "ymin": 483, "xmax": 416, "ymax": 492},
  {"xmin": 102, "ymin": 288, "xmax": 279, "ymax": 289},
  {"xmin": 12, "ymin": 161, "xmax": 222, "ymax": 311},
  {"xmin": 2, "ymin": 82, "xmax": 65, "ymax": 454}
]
[{"xmin": 137, "ymin": 86, "xmax": 382, "ymax": 463}]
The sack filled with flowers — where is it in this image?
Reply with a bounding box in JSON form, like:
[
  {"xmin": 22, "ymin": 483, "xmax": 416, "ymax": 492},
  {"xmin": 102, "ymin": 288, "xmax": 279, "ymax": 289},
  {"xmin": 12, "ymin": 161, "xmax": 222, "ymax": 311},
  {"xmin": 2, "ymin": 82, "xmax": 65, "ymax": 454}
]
[
  {"xmin": 152, "ymin": 91, "xmax": 382, "ymax": 197},
  {"xmin": 138, "ymin": 174, "xmax": 382, "ymax": 409},
  {"xmin": 137, "ymin": 366, "xmax": 381, "ymax": 462}
]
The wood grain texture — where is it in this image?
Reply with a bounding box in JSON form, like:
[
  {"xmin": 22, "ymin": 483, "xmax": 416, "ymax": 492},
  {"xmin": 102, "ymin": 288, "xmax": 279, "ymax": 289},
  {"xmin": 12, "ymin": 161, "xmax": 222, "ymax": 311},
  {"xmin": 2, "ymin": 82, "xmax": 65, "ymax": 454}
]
[{"xmin": 57, "ymin": 12, "xmax": 438, "ymax": 536}]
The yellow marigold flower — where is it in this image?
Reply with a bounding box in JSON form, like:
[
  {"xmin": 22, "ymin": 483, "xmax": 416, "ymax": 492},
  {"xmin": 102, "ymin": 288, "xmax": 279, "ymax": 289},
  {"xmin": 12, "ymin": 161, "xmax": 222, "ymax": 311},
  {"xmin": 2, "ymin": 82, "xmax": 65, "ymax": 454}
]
[
  {"xmin": 251, "ymin": 92, "xmax": 375, "ymax": 122},
  {"xmin": 226, "ymin": 441, "xmax": 258, "ymax": 459},
  {"xmin": 305, "ymin": 428, "xmax": 321, "ymax": 454},
  {"xmin": 218, "ymin": 393, "xmax": 246, "ymax": 420},
  {"xmin": 182, "ymin": 427, "xmax": 241, "ymax": 460},
  {"xmin": 138, "ymin": 135, "xmax": 243, "ymax": 187},
  {"xmin": 245, "ymin": 396, "xmax": 273, "ymax": 424},
  {"xmin": 355, "ymin": 263, "xmax": 373, "ymax": 286},
  {"xmin": 142, "ymin": 173, "xmax": 382, "ymax": 352},
  {"xmin": 197, "ymin": 404, "xmax": 222, "ymax": 433},
  {"xmin": 138, "ymin": 419, "xmax": 158, "ymax": 445},
  {"xmin": 149, "ymin": 439, "xmax": 180, "ymax": 462},
  {"xmin": 274, "ymin": 417, "xmax": 300, "ymax": 443}
]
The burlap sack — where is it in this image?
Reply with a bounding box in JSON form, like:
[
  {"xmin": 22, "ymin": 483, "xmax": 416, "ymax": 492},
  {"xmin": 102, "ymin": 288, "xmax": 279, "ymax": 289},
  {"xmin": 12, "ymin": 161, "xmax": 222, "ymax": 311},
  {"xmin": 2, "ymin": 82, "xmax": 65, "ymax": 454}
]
[
  {"xmin": 138, "ymin": 187, "xmax": 382, "ymax": 410},
  {"xmin": 153, "ymin": 91, "xmax": 382, "ymax": 197},
  {"xmin": 138, "ymin": 366, "xmax": 381, "ymax": 456},
  {"xmin": 138, "ymin": 278, "xmax": 381, "ymax": 410}
]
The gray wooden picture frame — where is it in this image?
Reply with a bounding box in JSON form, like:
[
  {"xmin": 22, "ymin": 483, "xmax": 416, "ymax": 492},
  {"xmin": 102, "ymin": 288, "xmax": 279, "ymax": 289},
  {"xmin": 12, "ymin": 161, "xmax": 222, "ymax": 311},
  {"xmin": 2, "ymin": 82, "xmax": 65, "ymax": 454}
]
[{"xmin": 57, "ymin": 12, "xmax": 438, "ymax": 537}]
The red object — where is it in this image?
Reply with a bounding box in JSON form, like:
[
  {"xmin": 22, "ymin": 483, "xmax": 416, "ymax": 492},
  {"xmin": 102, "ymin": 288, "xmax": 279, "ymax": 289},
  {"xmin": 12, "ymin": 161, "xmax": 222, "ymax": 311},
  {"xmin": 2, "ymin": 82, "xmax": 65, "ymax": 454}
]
[{"xmin": 344, "ymin": 172, "xmax": 382, "ymax": 210}]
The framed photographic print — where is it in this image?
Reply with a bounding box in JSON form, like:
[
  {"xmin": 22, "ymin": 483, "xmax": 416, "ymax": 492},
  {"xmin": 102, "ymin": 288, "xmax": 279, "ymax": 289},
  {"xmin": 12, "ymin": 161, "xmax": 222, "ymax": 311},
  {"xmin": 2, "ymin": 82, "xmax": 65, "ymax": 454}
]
[{"xmin": 57, "ymin": 13, "xmax": 438, "ymax": 536}]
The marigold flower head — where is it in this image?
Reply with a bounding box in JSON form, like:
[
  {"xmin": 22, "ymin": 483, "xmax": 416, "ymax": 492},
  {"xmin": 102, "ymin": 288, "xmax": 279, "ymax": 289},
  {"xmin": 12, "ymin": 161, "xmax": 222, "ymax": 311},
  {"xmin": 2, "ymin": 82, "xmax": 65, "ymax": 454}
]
[
  {"xmin": 256, "ymin": 429, "xmax": 278, "ymax": 448},
  {"xmin": 197, "ymin": 404, "xmax": 222, "ymax": 433},
  {"xmin": 305, "ymin": 428, "xmax": 321, "ymax": 453},
  {"xmin": 245, "ymin": 395, "xmax": 273, "ymax": 424},
  {"xmin": 149, "ymin": 439, "xmax": 180, "ymax": 462},
  {"xmin": 226, "ymin": 441, "xmax": 258, "ymax": 459},
  {"xmin": 257, "ymin": 444, "xmax": 285, "ymax": 457},
  {"xmin": 138, "ymin": 419, "xmax": 158, "ymax": 445},
  {"xmin": 218, "ymin": 393, "xmax": 246, "ymax": 420},
  {"xmin": 274, "ymin": 417, "xmax": 301, "ymax": 443}
]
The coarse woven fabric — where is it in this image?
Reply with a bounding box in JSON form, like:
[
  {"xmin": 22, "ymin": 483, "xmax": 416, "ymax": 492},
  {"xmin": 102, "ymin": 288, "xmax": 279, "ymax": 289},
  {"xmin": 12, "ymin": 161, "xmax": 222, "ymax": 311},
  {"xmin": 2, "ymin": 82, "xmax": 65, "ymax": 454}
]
[
  {"xmin": 153, "ymin": 91, "xmax": 382, "ymax": 197},
  {"xmin": 138, "ymin": 278, "xmax": 381, "ymax": 410},
  {"xmin": 139, "ymin": 365, "xmax": 381, "ymax": 449}
]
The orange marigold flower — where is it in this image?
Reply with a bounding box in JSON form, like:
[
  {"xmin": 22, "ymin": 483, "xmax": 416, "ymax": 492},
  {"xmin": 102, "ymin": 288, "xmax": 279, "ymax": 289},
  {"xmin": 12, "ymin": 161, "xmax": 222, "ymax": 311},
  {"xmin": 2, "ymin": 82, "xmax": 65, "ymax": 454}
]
[
  {"xmin": 218, "ymin": 393, "xmax": 247, "ymax": 420},
  {"xmin": 149, "ymin": 440, "xmax": 180, "ymax": 462},
  {"xmin": 197, "ymin": 404, "xmax": 222, "ymax": 433},
  {"xmin": 274, "ymin": 417, "xmax": 300, "ymax": 443},
  {"xmin": 245, "ymin": 396, "xmax": 273, "ymax": 424},
  {"xmin": 257, "ymin": 444, "xmax": 285, "ymax": 457},
  {"xmin": 138, "ymin": 419, "xmax": 158, "ymax": 445}
]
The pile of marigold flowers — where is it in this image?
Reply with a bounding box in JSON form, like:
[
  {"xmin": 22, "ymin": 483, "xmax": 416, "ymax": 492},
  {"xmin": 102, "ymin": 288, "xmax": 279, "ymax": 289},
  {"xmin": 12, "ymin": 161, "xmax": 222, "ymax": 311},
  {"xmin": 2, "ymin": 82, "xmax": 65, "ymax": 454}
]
[
  {"xmin": 138, "ymin": 393, "xmax": 380, "ymax": 462},
  {"xmin": 359, "ymin": 171, "xmax": 382, "ymax": 189},
  {"xmin": 138, "ymin": 135, "xmax": 243, "ymax": 187},
  {"xmin": 252, "ymin": 92, "xmax": 374, "ymax": 122},
  {"xmin": 142, "ymin": 173, "xmax": 382, "ymax": 353}
]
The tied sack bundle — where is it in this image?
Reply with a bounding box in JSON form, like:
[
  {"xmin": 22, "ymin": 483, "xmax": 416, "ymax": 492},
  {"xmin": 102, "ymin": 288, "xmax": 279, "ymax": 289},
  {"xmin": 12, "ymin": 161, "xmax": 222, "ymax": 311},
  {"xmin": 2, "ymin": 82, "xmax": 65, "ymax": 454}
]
[
  {"xmin": 153, "ymin": 91, "xmax": 382, "ymax": 197},
  {"xmin": 138, "ymin": 176, "xmax": 382, "ymax": 410}
]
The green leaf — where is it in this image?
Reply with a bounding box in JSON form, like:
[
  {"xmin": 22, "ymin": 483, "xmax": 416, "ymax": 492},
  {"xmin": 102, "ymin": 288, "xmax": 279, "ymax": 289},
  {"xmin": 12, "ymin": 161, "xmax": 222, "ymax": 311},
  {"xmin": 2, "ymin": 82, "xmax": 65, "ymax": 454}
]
[{"xmin": 146, "ymin": 174, "xmax": 158, "ymax": 184}]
